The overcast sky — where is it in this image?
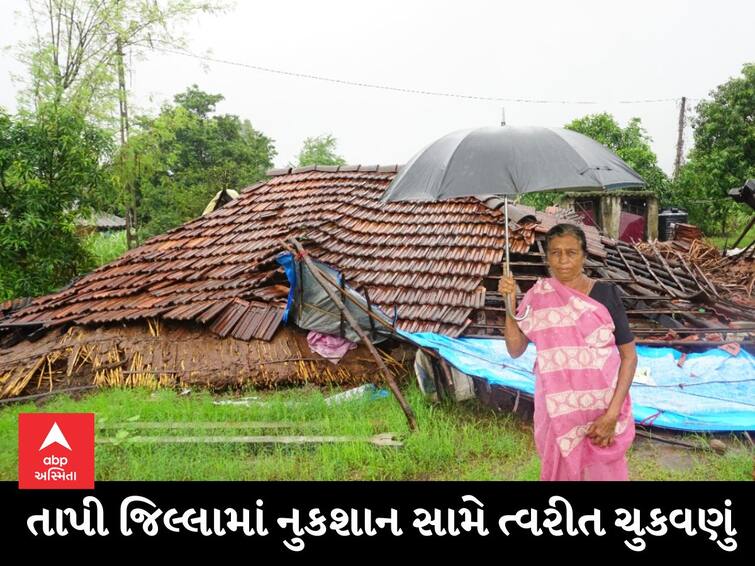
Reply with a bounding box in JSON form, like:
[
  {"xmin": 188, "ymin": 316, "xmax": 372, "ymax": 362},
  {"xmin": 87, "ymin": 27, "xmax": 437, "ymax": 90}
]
[{"xmin": 1, "ymin": 0, "xmax": 753, "ymax": 175}]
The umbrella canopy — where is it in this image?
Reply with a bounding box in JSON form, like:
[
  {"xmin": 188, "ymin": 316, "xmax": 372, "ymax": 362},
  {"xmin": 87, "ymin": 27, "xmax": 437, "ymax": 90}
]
[
  {"xmin": 380, "ymin": 125, "xmax": 645, "ymax": 202},
  {"xmin": 380, "ymin": 125, "xmax": 646, "ymax": 321}
]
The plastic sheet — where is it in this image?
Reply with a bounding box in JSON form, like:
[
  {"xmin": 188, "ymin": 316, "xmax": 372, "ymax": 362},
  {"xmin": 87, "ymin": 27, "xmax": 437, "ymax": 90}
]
[{"xmin": 401, "ymin": 331, "xmax": 755, "ymax": 432}]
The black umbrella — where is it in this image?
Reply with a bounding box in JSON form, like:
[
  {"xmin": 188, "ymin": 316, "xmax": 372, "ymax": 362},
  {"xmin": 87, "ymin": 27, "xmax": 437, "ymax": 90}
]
[{"xmin": 381, "ymin": 125, "xmax": 645, "ymax": 319}]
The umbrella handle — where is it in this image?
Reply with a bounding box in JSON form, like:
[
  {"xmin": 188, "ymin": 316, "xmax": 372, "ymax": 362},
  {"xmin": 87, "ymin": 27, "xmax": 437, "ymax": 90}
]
[
  {"xmin": 501, "ymin": 195, "xmax": 529, "ymax": 321},
  {"xmin": 512, "ymin": 304, "xmax": 530, "ymax": 321},
  {"xmin": 505, "ymin": 295, "xmax": 530, "ymax": 321}
]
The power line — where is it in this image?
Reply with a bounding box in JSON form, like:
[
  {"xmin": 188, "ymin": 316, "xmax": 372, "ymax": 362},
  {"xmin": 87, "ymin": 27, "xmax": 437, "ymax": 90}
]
[{"xmin": 153, "ymin": 46, "xmax": 698, "ymax": 107}]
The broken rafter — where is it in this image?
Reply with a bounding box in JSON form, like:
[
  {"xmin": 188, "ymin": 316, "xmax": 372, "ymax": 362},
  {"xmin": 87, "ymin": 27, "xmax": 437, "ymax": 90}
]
[
  {"xmin": 693, "ymin": 263, "xmax": 721, "ymax": 298},
  {"xmin": 608, "ymin": 247, "xmax": 701, "ymax": 291},
  {"xmin": 651, "ymin": 241, "xmax": 688, "ymax": 293},
  {"xmin": 672, "ymin": 249, "xmax": 707, "ymax": 293},
  {"xmin": 615, "ymin": 245, "xmax": 640, "ymax": 282},
  {"xmin": 631, "ymin": 245, "xmax": 681, "ymax": 298}
]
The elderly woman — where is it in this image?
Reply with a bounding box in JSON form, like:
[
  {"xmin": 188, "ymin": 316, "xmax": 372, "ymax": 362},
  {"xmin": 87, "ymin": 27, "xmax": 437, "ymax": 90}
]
[{"xmin": 499, "ymin": 223, "xmax": 637, "ymax": 481}]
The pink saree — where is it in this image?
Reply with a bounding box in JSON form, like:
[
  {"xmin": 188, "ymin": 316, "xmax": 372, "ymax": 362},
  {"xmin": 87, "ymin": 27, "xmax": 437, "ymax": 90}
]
[{"xmin": 516, "ymin": 277, "xmax": 634, "ymax": 481}]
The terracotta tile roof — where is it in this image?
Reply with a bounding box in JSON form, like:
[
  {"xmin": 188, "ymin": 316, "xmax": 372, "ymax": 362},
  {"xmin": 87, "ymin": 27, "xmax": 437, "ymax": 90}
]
[
  {"xmin": 480, "ymin": 197, "xmax": 605, "ymax": 257},
  {"xmin": 3, "ymin": 165, "xmax": 751, "ymax": 349},
  {"xmin": 3, "ymin": 166, "xmax": 545, "ymax": 338}
]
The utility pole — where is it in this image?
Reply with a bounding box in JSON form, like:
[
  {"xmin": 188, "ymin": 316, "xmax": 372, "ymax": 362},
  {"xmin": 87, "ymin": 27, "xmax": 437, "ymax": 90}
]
[
  {"xmin": 673, "ymin": 96, "xmax": 687, "ymax": 180},
  {"xmin": 114, "ymin": 0, "xmax": 134, "ymax": 249},
  {"xmin": 500, "ymin": 107, "xmax": 506, "ymax": 126},
  {"xmin": 116, "ymin": 32, "xmax": 136, "ymax": 249}
]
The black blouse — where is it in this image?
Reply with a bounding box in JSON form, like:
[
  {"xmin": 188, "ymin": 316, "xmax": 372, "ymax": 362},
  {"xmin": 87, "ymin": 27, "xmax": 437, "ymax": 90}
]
[{"xmin": 588, "ymin": 282, "xmax": 634, "ymax": 346}]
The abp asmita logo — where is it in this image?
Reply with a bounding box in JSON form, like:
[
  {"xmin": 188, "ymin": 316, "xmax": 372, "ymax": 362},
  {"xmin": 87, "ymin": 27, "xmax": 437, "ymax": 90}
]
[{"xmin": 18, "ymin": 413, "xmax": 94, "ymax": 489}]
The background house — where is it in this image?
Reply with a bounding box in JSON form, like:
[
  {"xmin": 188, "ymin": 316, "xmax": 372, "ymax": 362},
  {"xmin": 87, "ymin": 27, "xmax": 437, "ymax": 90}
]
[{"xmin": 560, "ymin": 189, "xmax": 659, "ymax": 242}]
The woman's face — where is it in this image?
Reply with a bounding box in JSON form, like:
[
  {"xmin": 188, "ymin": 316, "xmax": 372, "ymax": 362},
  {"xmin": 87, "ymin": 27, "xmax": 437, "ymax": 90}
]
[{"xmin": 546, "ymin": 234, "xmax": 586, "ymax": 282}]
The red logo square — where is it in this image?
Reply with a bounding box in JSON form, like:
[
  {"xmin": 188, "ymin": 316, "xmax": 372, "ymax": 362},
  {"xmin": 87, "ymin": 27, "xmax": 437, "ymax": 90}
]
[{"xmin": 18, "ymin": 413, "xmax": 95, "ymax": 489}]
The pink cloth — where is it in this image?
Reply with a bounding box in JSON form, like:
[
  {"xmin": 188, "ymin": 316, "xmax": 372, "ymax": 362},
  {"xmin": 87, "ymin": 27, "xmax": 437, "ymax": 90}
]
[
  {"xmin": 517, "ymin": 277, "xmax": 634, "ymax": 481},
  {"xmin": 306, "ymin": 331, "xmax": 357, "ymax": 364}
]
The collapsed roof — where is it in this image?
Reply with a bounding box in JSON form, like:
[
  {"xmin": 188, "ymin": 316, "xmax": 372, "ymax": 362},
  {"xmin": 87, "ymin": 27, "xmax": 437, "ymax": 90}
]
[
  {"xmin": 1, "ymin": 166, "xmax": 515, "ymax": 339},
  {"xmin": 1, "ymin": 165, "xmax": 753, "ymax": 399}
]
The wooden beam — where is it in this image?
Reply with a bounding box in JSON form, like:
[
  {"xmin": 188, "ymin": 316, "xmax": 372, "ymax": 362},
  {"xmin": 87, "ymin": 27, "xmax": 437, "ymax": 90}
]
[
  {"xmin": 631, "ymin": 244, "xmax": 681, "ymax": 298},
  {"xmin": 650, "ymin": 241, "xmax": 687, "ymax": 293}
]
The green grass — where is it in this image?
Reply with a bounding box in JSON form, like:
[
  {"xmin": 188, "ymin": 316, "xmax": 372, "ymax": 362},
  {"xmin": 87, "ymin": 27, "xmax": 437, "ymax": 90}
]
[
  {"xmin": 628, "ymin": 435, "xmax": 752, "ymax": 481},
  {"xmin": 0, "ymin": 384, "xmax": 750, "ymax": 480},
  {"xmin": 83, "ymin": 230, "xmax": 128, "ymax": 267},
  {"xmin": 707, "ymin": 222, "xmax": 755, "ymax": 251}
]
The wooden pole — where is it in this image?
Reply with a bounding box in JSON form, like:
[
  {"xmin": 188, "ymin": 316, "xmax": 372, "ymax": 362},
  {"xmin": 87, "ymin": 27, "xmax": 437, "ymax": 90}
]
[
  {"xmin": 287, "ymin": 238, "xmax": 418, "ymax": 431},
  {"xmin": 731, "ymin": 215, "xmax": 755, "ymax": 250},
  {"xmin": 673, "ymin": 96, "xmax": 687, "ymax": 180}
]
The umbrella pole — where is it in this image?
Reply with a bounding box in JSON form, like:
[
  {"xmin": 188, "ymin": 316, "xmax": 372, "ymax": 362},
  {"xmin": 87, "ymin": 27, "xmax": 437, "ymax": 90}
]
[
  {"xmin": 504, "ymin": 196, "xmax": 511, "ymax": 276},
  {"xmin": 503, "ymin": 195, "xmax": 530, "ymax": 321}
]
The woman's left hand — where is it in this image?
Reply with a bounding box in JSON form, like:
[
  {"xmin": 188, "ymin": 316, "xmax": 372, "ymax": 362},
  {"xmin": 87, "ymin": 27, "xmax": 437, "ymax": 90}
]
[{"xmin": 586, "ymin": 412, "xmax": 618, "ymax": 447}]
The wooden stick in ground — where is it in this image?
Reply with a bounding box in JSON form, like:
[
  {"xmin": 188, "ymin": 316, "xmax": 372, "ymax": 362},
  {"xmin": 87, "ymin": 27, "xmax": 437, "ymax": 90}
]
[{"xmin": 287, "ymin": 237, "xmax": 418, "ymax": 432}]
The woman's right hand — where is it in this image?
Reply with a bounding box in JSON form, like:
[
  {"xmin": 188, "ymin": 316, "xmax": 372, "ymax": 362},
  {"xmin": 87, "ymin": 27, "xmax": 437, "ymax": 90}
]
[
  {"xmin": 499, "ymin": 273, "xmax": 528, "ymax": 358},
  {"xmin": 497, "ymin": 273, "xmax": 517, "ymax": 314}
]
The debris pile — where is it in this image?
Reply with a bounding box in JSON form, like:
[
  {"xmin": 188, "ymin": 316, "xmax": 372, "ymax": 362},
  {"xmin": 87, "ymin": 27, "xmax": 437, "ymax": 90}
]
[{"xmin": 636, "ymin": 236, "xmax": 754, "ymax": 305}]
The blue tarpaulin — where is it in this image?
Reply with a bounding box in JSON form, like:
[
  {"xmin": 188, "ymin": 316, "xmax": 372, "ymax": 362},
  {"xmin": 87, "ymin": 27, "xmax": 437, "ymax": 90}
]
[
  {"xmin": 276, "ymin": 251, "xmax": 392, "ymax": 342},
  {"xmin": 401, "ymin": 331, "xmax": 755, "ymax": 432},
  {"xmin": 276, "ymin": 252, "xmax": 755, "ymax": 432},
  {"xmin": 276, "ymin": 252, "xmax": 297, "ymax": 323}
]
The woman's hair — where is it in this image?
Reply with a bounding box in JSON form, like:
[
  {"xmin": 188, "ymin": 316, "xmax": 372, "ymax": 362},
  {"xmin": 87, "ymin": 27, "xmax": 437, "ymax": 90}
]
[{"xmin": 545, "ymin": 223, "xmax": 588, "ymax": 255}]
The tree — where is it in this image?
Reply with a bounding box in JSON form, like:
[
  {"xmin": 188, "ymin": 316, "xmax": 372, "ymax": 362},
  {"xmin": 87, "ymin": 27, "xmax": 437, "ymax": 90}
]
[
  {"xmin": 0, "ymin": 104, "xmax": 112, "ymax": 300},
  {"xmin": 520, "ymin": 113, "xmax": 669, "ymax": 210},
  {"xmin": 19, "ymin": 0, "xmax": 221, "ymax": 120},
  {"xmin": 565, "ymin": 113, "xmax": 669, "ymax": 194},
  {"xmin": 121, "ymin": 85, "xmax": 276, "ymax": 237},
  {"xmin": 19, "ymin": 0, "xmax": 223, "ymax": 247},
  {"xmin": 296, "ymin": 134, "xmax": 346, "ymax": 167},
  {"xmin": 670, "ymin": 64, "xmax": 754, "ymax": 236}
]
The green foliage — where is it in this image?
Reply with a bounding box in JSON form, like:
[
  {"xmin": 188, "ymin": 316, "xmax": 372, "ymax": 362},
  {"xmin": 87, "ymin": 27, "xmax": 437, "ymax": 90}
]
[
  {"xmin": 519, "ymin": 113, "xmax": 669, "ymax": 210},
  {"xmin": 0, "ymin": 104, "xmax": 112, "ymax": 300},
  {"xmin": 667, "ymin": 64, "xmax": 754, "ymax": 236},
  {"xmin": 83, "ymin": 230, "xmax": 128, "ymax": 267},
  {"xmin": 296, "ymin": 134, "xmax": 346, "ymax": 167},
  {"xmin": 120, "ymin": 85, "xmax": 276, "ymax": 237},
  {"xmin": 708, "ymin": 222, "xmax": 755, "ymax": 251},
  {"xmin": 566, "ymin": 113, "xmax": 670, "ymax": 195},
  {"xmin": 517, "ymin": 191, "xmax": 560, "ymax": 211},
  {"xmin": 19, "ymin": 0, "xmax": 222, "ymax": 121}
]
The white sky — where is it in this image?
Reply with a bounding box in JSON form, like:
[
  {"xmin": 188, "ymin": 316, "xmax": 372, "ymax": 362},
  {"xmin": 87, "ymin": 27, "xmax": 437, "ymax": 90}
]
[{"xmin": 1, "ymin": 0, "xmax": 753, "ymax": 174}]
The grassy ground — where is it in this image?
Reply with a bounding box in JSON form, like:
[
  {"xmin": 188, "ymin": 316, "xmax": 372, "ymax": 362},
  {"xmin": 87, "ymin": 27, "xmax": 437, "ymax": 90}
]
[
  {"xmin": 708, "ymin": 222, "xmax": 755, "ymax": 251},
  {"xmin": 0, "ymin": 384, "xmax": 751, "ymax": 481}
]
